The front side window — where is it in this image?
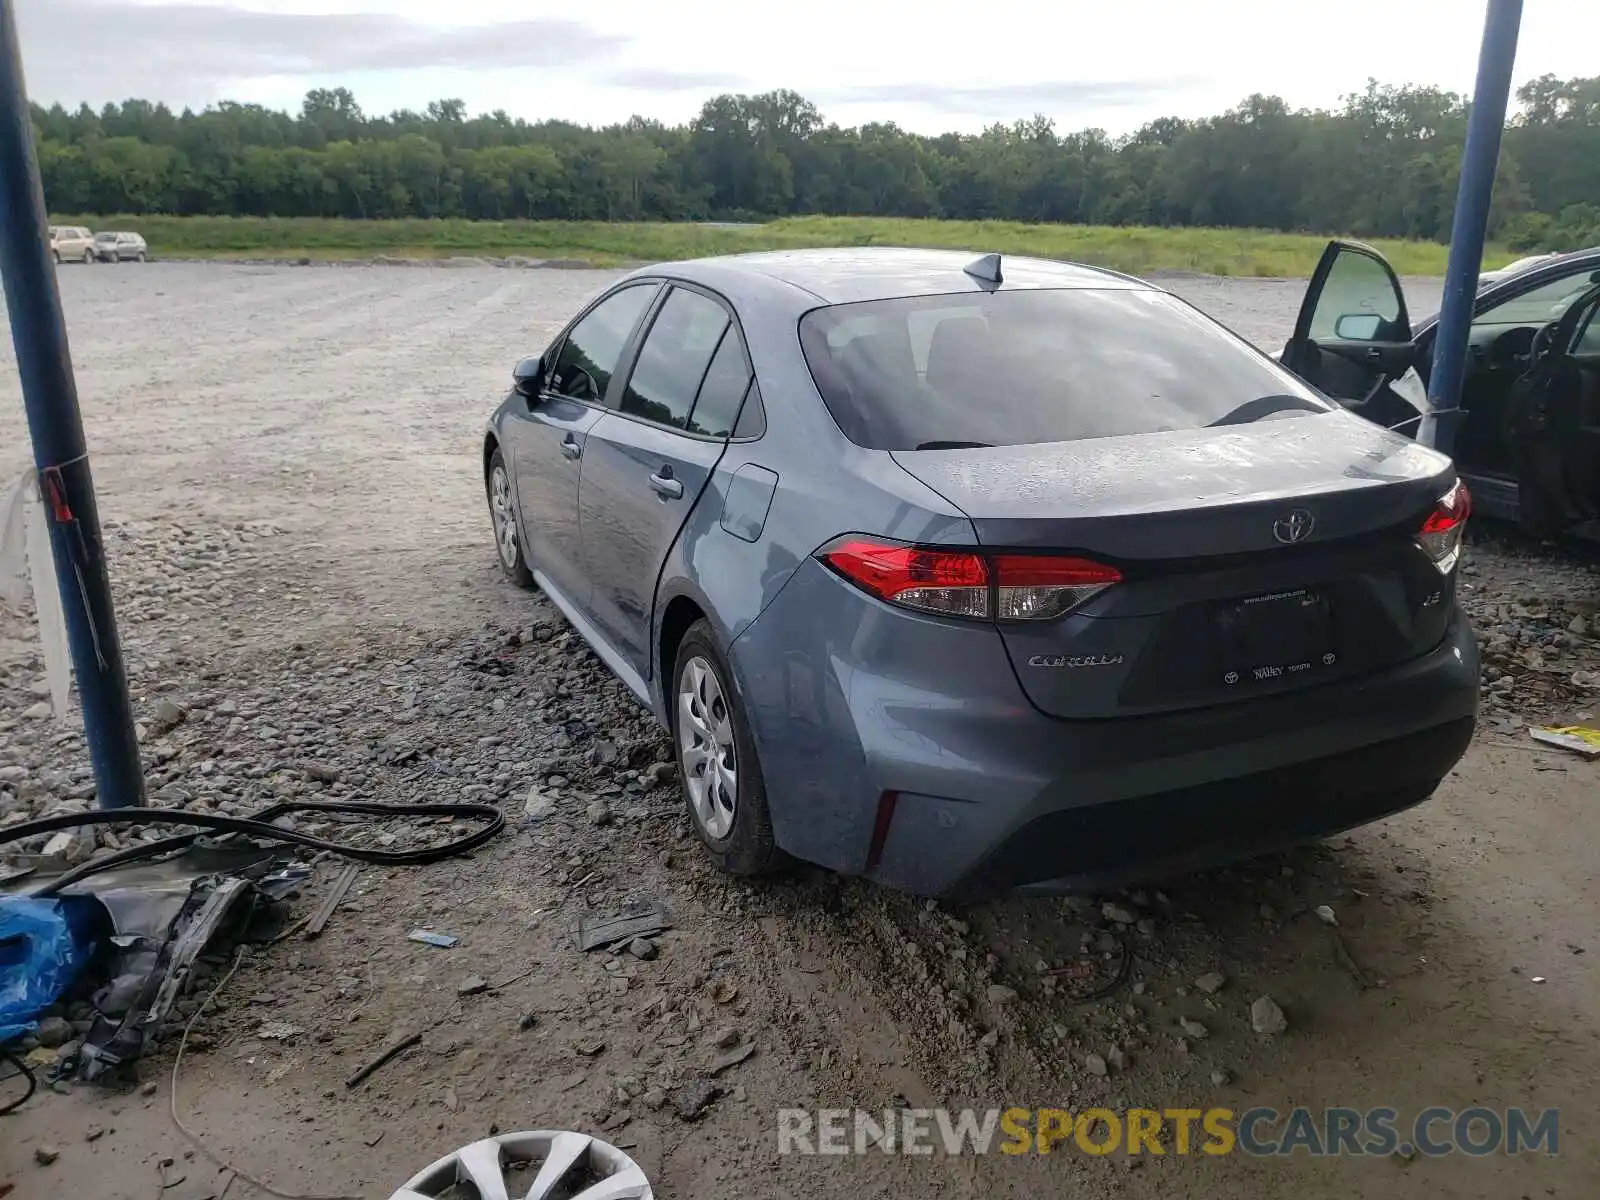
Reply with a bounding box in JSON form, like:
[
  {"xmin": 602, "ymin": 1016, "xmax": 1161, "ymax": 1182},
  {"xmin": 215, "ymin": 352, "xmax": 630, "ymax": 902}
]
[
  {"xmin": 620, "ymin": 288, "xmax": 729, "ymax": 429},
  {"xmin": 1308, "ymin": 251, "xmax": 1404, "ymax": 341},
  {"xmin": 549, "ymin": 284, "xmax": 657, "ymax": 403},
  {"xmin": 799, "ymin": 289, "xmax": 1327, "ymax": 451}
]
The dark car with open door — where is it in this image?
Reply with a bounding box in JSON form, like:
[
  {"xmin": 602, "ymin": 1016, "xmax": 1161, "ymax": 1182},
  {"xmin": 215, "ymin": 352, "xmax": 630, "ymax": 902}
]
[{"xmin": 1282, "ymin": 241, "xmax": 1600, "ymax": 539}]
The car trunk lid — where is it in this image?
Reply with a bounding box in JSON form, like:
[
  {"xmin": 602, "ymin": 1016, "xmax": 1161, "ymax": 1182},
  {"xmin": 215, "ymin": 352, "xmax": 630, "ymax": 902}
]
[{"xmin": 890, "ymin": 416, "xmax": 1461, "ymax": 719}]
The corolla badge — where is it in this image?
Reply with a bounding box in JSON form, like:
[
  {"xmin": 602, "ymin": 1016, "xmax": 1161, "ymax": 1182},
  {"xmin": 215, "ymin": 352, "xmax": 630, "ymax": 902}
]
[
  {"xmin": 1027, "ymin": 653, "xmax": 1124, "ymax": 669},
  {"xmin": 1272, "ymin": 508, "xmax": 1315, "ymax": 545}
]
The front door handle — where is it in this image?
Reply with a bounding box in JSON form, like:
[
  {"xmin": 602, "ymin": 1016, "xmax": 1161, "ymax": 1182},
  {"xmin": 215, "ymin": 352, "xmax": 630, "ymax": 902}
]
[
  {"xmin": 649, "ymin": 468, "xmax": 684, "ymax": 499},
  {"xmin": 560, "ymin": 435, "xmax": 581, "ymax": 461}
]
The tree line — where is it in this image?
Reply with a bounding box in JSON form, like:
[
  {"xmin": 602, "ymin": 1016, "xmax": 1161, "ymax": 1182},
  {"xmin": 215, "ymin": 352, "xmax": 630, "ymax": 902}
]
[{"xmin": 32, "ymin": 77, "xmax": 1600, "ymax": 251}]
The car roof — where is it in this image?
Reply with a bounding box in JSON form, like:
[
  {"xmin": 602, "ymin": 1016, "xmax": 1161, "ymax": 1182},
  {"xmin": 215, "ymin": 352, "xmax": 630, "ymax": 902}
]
[{"xmin": 635, "ymin": 246, "xmax": 1150, "ymax": 309}]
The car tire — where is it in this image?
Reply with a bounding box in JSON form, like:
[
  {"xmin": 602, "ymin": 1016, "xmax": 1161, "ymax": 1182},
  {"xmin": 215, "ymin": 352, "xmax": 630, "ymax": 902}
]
[
  {"xmin": 485, "ymin": 446, "xmax": 533, "ymax": 588},
  {"xmin": 83, "ymin": 250, "xmax": 94, "ymax": 265},
  {"xmin": 53, "ymin": 249, "xmax": 61, "ymax": 264},
  {"xmin": 110, "ymin": 252, "xmax": 120, "ymax": 264},
  {"xmin": 135, "ymin": 252, "xmax": 146, "ymax": 263},
  {"xmin": 673, "ymin": 620, "xmax": 782, "ymax": 876}
]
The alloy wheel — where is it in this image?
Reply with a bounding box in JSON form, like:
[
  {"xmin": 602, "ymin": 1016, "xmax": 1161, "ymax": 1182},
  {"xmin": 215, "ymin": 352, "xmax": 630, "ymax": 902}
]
[
  {"xmin": 489, "ymin": 464, "xmax": 518, "ymax": 570},
  {"xmin": 678, "ymin": 655, "xmax": 737, "ymax": 839},
  {"xmin": 387, "ymin": 1130, "xmax": 652, "ymax": 1200}
]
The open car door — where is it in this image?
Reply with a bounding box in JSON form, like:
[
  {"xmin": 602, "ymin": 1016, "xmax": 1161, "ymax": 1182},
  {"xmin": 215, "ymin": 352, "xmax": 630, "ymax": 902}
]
[
  {"xmin": 1502, "ymin": 281, "xmax": 1600, "ymax": 537},
  {"xmin": 1282, "ymin": 240, "xmax": 1424, "ymax": 434}
]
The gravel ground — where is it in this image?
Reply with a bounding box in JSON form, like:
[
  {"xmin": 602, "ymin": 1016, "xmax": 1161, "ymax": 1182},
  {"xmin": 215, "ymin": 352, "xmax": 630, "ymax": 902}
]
[{"xmin": 1, "ymin": 263, "xmax": 1598, "ymax": 1200}]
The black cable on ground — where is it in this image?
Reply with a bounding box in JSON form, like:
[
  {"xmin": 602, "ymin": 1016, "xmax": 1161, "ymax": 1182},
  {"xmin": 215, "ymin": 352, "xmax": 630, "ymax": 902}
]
[
  {"xmin": 0, "ymin": 1046, "xmax": 38, "ymax": 1116},
  {"xmin": 1046, "ymin": 924, "xmax": 1133, "ymax": 1004},
  {"xmin": 0, "ymin": 798, "xmax": 505, "ymax": 897},
  {"xmin": 1073, "ymin": 926, "xmax": 1134, "ymax": 1003}
]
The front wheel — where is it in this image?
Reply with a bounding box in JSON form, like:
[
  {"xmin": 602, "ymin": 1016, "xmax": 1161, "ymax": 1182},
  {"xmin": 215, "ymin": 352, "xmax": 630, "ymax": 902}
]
[
  {"xmin": 485, "ymin": 446, "xmax": 533, "ymax": 588},
  {"xmin": 83, "ymin": 250, "xmax": 94, "ymax": 265},
  {"xmin": 135, "ymin": 252, "xmax": 147, "ymax": 263},
  {"xmin": 52, "ymin": 249, "xmax": 61, "ymax": 264},
  {"xmin": 674, "ymin": 620, "xmax": 781, "ymax": 876}
]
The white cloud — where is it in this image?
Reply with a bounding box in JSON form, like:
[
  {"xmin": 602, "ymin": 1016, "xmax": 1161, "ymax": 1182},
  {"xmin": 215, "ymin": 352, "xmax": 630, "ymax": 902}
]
[{"xmin": 14, "ymin": 0, "xmax": 1600, "ymax": 134}]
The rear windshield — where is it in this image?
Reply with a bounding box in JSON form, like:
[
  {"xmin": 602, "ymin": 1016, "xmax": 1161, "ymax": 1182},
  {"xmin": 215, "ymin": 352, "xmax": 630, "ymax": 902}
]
[{"xmin": 797, "ymin": 288, "xmax": 1327, "ymax": 450}]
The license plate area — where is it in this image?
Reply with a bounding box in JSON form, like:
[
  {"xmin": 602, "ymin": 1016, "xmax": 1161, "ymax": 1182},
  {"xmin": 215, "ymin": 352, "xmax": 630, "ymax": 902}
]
[{"xmin": 1211, "ymin": 587, "xmax": 1338, "ymax": 688}]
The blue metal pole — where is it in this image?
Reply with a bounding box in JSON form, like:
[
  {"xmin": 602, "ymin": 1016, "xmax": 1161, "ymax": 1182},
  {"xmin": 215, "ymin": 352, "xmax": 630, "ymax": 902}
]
[
  {"xmin": 1423, "ymin": 0, "xmax": 1523, "ymax": 453},
  {"xmin": 0, "ymin": 1, "xmax": 143, "ymax": 806}
]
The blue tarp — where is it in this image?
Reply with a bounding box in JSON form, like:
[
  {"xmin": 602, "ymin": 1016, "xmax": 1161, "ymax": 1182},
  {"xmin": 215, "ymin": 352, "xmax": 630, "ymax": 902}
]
[{"xmin": 0, "ymin": 895, "xmax": 99, "ymax": 1043}]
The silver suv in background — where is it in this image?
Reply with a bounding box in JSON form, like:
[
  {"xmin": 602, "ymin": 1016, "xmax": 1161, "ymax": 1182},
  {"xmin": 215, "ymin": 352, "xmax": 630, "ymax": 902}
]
[
  {"xmin": 49, "ymin": 225, "xmax": 95, "ymax": 263},
  {"xmin": 93, "ymin": 231, "xmax": 149, "ymax": 263}
]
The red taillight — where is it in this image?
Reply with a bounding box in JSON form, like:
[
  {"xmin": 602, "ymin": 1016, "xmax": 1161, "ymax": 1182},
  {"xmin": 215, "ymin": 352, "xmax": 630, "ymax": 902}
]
[
  {"xmin": 1418, "ymin": 480, "xmax": 1471, "ymax": 574},
  {"xmin": 820, "ymin": 539, "xmax": 989, "ymax": 617},
  {"xmin": 819, "ymin": 538, "xmax": 1121, "ymax": 621},
  {"xmin": 992, "ymin": 554, "xmax": 1123, "ymax": 620}
]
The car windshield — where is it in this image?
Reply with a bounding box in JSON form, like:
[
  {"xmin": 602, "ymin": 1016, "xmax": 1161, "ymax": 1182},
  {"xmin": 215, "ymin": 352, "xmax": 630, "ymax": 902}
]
[
  {"xmin": 1477, "ymin": 270, "xmax": 1600, "ymax": 325},
  {"xmin": 798, "ymin": 288, "xmax": 1328, "ymax": 450}
]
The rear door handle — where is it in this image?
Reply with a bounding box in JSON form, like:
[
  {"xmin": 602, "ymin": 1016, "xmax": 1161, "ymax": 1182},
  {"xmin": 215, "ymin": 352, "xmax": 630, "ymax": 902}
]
[
  {"xmin": 649, "ymin": 469, "xmax": 684, "ymax": 499},
  {"xmin": 560, "ymin": 435, "xmax": 581, "ymax": 461}
]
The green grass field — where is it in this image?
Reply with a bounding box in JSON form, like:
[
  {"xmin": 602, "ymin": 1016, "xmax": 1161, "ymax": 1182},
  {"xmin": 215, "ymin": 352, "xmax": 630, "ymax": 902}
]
[{"xmin": 51, "ymin": 214, "xmax": 1501, "ymax": 276}]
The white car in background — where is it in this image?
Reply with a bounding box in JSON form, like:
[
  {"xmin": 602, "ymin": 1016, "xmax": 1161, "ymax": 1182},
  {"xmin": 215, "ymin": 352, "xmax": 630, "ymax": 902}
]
[
  {"xmin": 1479, "ymin": 251, "xmax": 1564, "ymax": 287},
  {"xmin": 49, "ymin": 225, "xmax": 96, "ymax": 264},
  {"xmin": 93, "ymin": 231, "xmax": 149, "ymax": 263}
]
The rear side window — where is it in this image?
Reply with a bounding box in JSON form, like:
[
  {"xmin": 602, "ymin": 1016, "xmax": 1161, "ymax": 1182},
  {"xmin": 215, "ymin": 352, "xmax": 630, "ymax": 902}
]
[
  {"xmin": 733, "ymin": 380, "xmax": 766, "ymax": 439},
  {"xmin": 549, "ymin": 283, "xmax": 657, "ymax": 403},
  {"xmin": 798, "ymin": 289, "xmax": 1326, "ymax": 450},
  {"xmin": 621, "ymin": 288, "xmax": 729, "ymax": 429},
  {"xmin": 687, "ymin": 327, "xmax": 752, "ymax": 437}
]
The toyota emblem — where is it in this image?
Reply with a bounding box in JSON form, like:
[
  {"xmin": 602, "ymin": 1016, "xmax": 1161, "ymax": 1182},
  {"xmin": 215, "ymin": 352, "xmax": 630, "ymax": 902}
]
[{"xmin": 1272, "ymin": 508, "xmax": 1315, "ymax": 544}]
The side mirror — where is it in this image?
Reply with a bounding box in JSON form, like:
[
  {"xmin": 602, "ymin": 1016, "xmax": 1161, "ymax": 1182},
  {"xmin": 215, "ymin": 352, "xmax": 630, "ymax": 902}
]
[
  {"xmin": 1334, "ymin": 313, "xmax": 1383, "ymax": 341},
  {"xmin": 512, "ymin": 355, "xmax": 545, "ymax": 400}
]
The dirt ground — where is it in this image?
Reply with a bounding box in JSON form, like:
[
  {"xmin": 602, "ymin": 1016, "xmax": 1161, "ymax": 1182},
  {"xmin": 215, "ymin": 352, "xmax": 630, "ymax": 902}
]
[{"xmin": 1, "ymin": 262, "xmax": 1598, "ymax": 1200}]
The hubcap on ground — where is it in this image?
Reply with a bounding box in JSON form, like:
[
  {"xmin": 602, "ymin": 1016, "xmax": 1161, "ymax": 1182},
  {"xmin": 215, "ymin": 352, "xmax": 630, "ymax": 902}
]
[
  {"xmin": 678, "ymin": 655, "xmax": 737, "ymax": 839},
  {"xmin": 490, "ymin": 464, "xmax": 518, "ymax": 569}
]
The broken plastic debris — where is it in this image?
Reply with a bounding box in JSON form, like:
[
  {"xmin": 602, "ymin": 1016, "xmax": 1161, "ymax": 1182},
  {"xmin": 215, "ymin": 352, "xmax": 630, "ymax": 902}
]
[
  {"xmin": 1529, "ymin": 725, "xmax": 1600, "ymax": 758},
  {"xmin": 0, "ymin": 472, "xmax": 71, "ymax": 719},
  {"xmin": 408, "ymin": 929, "xmax": 459, "ymax": 948},
  {"xmin": 1314, "ymin": 905, "xmax": 1338, "ymax": 927},
  {"xmin": 576, "ymin": 903, "xmax": 672, "ymax": 952}
]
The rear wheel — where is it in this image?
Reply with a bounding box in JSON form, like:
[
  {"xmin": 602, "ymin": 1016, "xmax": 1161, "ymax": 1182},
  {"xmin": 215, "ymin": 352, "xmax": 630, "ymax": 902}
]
[
  {"xmin": 673, "ymin": 620, "xmax": 781, "ymax": 876},
  {"xmin": 485, "ymin": 446, "xmax": 533, "ymax": 588},
  {"xmin": 110, "ymin": 252, "xmax": 121, "ymax": 264}
]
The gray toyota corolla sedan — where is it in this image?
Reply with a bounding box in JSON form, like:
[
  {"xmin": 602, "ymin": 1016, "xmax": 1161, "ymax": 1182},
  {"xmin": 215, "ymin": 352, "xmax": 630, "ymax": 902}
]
[{"xmin": 481, "ymin": 247, "xmax": 1479, "ymax": 899}]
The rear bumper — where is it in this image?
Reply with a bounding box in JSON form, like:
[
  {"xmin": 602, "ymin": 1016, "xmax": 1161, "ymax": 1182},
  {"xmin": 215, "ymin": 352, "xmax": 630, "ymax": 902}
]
[
  {"xmin": 733, "ymin": 558, "xmax": 1478, "ymax": 898},
  {"xmin": 877, "ymin": 612, "xmax": 1478, "ymax": 899},
  {"xmin": 932, "ymin": 715, "xmax": 1472, "ymax": 898}
]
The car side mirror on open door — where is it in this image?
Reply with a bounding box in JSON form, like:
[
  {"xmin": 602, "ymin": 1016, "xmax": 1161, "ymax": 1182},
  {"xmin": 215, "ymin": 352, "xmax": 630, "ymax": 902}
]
[
  {"xmin": 512, "ymin": 354, "xmax": 545, "ymax": 401},
  {"xmin": 1334, "ymin": 313, "xmax": 1384, "ymax": 341}
]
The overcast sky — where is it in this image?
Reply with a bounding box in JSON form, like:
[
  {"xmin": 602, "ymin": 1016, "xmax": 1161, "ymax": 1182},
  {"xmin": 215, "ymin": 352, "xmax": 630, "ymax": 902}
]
[{"xmin": 14, "ymin": 0, "xmax": 1600, "ymax": 135}]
